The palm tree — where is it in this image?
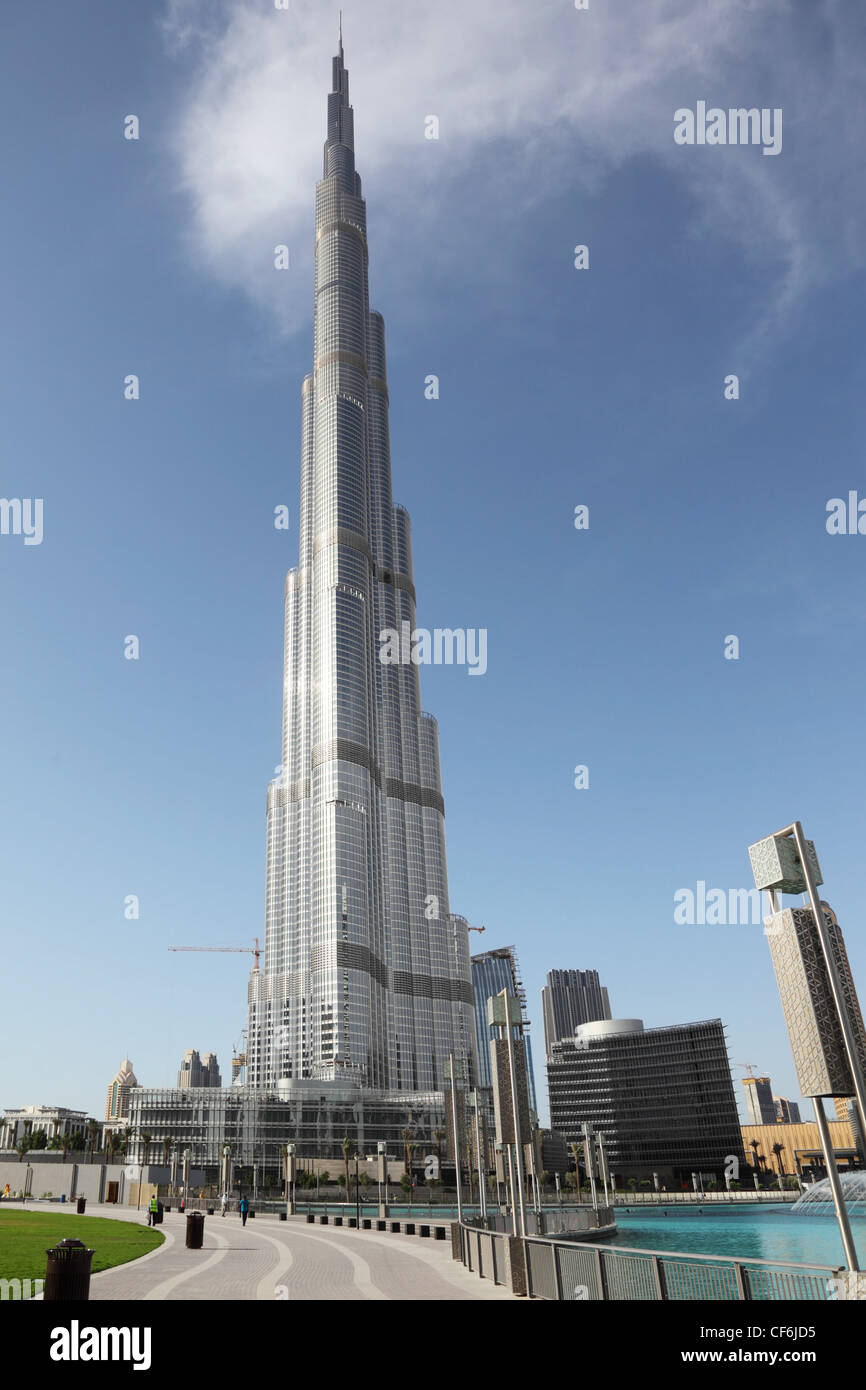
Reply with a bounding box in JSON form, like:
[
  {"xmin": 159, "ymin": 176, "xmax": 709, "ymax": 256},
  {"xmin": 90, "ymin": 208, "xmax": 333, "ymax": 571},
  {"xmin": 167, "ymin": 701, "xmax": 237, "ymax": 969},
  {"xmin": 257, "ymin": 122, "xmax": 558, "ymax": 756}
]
[
  {"xmin": 105, "ymin": 1130, "xmax": 118, "ymax": 1165},
  {"xmin": 121, "ymin": 1125, "xmax": 135, "ymax": 1156},
  {"xmin": 49, "ymin": 1134, "xmax": 71, "ymax": 1162},
  {"xmin": 464, "ymin": 1132, "xmax": 475, "ymax": 1206},
  {"xmin": 162, "ymin": 1135, "xmax": 174, "ymax": 1168},
  {"xmin": 401, "ymin": 1125, "xmax": 415, "ymax": 1178},
  {"xmin": 749, "ymin": 1139, "xmax": 761, "ymax": 1173},
  {"xmin": 569, "ymin": 1142, "xmax": 582, "ymax": 1197},
  {"xmin": 140, "ymin": 1131, "xmax": 153, "ymax": 1167},
  {"xmin": 433, "ymin": 1128, "xmax": 445, "ymax": 1183},
  {"xmin": 771, "ymin": 1142, "xmax": 786, "ymax": 1178},
  {"xmin": 86, "ymin": 1120, "xmax": 100, "ymax": 1164},
  {"xmin": 341, "ymin": 1135, "xmax": 355, "ymax": 1201}
]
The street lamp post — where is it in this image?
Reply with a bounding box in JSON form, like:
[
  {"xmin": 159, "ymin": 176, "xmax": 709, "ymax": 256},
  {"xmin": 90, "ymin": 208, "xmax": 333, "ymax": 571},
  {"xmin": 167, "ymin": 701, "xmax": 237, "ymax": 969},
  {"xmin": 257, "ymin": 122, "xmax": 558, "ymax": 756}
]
[
  {"xmin": 500, "ymin": 989, "xmax": 527, "ymax": 1239},
  {"xmin": 285, "ymin": 1143, "xmax": 296, "ymax": 1217},
  {"xmin": 471, "ymin": 1091, "xmax": 487, "ymax": 1223},
  {"xmin": 449, "ymin": 1053, "xmax": 463, "ymax": 1224}
]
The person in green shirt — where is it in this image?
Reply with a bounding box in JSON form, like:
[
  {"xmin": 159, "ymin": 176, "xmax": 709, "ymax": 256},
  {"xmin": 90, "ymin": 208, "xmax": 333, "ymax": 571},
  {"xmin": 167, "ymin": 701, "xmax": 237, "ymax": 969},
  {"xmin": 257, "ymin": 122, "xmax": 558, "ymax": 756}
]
[{"xmin": 148, "ymin": 1195, "xmax": 159, "ymax": 1227}]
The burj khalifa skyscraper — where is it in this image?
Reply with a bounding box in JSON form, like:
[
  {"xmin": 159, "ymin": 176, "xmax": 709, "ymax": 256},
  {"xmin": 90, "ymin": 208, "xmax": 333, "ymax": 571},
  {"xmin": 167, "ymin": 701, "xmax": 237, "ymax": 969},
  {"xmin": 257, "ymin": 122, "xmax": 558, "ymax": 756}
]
[{"xmin": 246, "ymin": 33, "xmax": 476, "ymax": 1101}]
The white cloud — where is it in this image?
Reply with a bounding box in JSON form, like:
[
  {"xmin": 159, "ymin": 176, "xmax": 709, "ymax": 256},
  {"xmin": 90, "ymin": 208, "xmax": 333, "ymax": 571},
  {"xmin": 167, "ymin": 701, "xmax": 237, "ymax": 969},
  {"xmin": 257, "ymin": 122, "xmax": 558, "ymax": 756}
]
[{"xmin": 159, "ymin": 0, "xmax": 866, "ymax": 351}]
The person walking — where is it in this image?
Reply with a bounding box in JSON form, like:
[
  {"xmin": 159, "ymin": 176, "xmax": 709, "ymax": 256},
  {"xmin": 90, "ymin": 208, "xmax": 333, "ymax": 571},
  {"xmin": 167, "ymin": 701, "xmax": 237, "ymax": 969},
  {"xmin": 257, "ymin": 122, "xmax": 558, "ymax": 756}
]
[
  {"xmin": 239, "ymin": 1194, "xmax": 249, "ymax": 1227},
  {"xmin": 220, "ymin": 1191, "xmax": 228, "ymax": 1218},
  {"xmin": 148, "ymin": 1194, "xmax": 159, "ymax": 1227}
]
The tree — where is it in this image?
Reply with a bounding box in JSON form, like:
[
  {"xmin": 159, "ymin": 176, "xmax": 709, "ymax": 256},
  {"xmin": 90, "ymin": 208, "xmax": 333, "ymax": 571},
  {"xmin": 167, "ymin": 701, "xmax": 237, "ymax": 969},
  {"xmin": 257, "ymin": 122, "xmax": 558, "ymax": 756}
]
[
  {"xmin": 86, "ymin": 1120, "xmax": 100, "ymax": 1164},
  {"xmin": 140, "ymin": 1131, "xmax": 153, "ymax": 1166},
  {"xmin": 29, "ymin": 1129, "xmax": 48, "ymax": 1151},
  {"xmin": 105, "ymin": 1130, "xmax": 119, "ymax": 1165},
  {"xmin": 464, "ymin": 1132, "xmax": 475, "ymax": 1206},
  {"xmin": 16, "ymin": 1139, "xmax": 30, "ymax": 1163},
  {"xmin": 162, "ymin": 1136, "xmax": 174, "ymax": 1168},
  {"xmin": 358, "ymin": 1170, "xmax": 370, "ymax": 1189},
  {"xmin": 569, "ymin": 1141, "xmax": 582, "ymax": 1194},
  {"xmin": 401, "ymin": 1125, "xmax": 415, "ymax": 1177},
  {"xmin": 539, "ymin": 1170, "xmax": 552, "ymax": 1195},
  {"xmin": 341, "ymin": 1136, "xmax": 355, "ymax": 1199},
  {"xmin": 771, "ymin": 1143, "xmax": 786, "ymax": 1178},
  {"xmin": 49, "ymin": 1134, "xmax": 71, "ymax": 1162},
  {"xmin": 68, "ymin": 1131, "xmax": 85, "ymax": 1152},
  {"xmin": 433, "ymin": 1128, "xmax": 445, "ymax": 1182}
]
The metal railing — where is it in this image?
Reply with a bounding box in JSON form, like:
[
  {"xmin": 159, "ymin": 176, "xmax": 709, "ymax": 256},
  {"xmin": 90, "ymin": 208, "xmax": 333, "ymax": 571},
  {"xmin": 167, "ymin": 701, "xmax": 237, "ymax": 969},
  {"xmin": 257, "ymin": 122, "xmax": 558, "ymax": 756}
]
[
  {"xmin": 454, "ymin": 1223, "xmax": 840, "ymax": 1301},
  {"xmin": 610, "ymin": 1190, "xmax": 799, "ymax": 1205}
]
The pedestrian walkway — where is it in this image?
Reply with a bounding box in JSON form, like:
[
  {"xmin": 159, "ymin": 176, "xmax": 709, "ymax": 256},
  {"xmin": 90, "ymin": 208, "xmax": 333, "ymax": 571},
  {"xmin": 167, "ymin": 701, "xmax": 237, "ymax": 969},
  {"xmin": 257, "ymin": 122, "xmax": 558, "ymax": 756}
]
[{"xmin": 67, "ymin": 1204, "xmax": 517, "ymax": 1301}]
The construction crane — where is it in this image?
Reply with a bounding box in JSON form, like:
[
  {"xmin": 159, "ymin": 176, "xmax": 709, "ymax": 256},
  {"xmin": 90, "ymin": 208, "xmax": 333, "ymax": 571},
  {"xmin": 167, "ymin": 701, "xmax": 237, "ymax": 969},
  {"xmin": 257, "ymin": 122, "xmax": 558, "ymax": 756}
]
[
  {"xmin": 168, "ymin": 938, "xmax": 261, "ymax": 972},
  {"xmin": 737, "ymin": 1063, "xmax": 762, "ymax": 1078},
  {"xmin": 468, "ymin": 925, "xmax": 486, "ymax": 934}
]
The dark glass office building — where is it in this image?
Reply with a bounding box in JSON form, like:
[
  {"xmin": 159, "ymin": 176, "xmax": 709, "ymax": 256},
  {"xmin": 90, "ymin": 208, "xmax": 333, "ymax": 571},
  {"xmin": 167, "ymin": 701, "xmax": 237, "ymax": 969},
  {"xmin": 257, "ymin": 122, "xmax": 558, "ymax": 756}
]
[{"xmin": 547, "ymin": 1018, "xmax": 745, "ymax": 1184}]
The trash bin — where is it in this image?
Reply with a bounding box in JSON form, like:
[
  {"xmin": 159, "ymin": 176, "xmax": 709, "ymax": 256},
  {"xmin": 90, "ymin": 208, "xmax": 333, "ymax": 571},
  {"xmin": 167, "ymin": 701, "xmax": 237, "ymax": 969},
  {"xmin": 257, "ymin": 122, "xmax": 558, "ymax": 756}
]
[
  {"xmin": 248, "ymin": 1210, "xmax": 255, "ymax": 1219},
  {"xmin": 60, "ymin": 1194, "xmax": 66, "ymax": 1204},
  {"xmin": 334, "ymin": 1216, "xmax": 343, "ymax": 1227},
  {"xmin": 154, "ymin": 1203, "xmax": 164, "ymax": 1226},
  {"xmin": 44, "ymin": 1239, "xmax": 94, "ymax": 1301},
  {"xmin": 76, "ymin": 1197, "xmax": 86, "ymax": 1215},
  {"xmin": 164, "ymin": 1203, "xmax": 171, "ymax": 1212},
  {"xmin": 306, "ymin": 1213, "xmax": 315, "ymax": 1224},
  {"xmin": 362, "ymin": 1218, "xmax": 371, "ymax": 1230},
  {"xmin": 207, "ymin": 1208, "xmax": 215, "ymax": 1216},
  {"xmin": 185, "ymin": 1212, "xmax": 205, "ymax": 1250},
  {"xmin": 279, "ymin": 1212, "xmax": 287, "ymax": 1221}
]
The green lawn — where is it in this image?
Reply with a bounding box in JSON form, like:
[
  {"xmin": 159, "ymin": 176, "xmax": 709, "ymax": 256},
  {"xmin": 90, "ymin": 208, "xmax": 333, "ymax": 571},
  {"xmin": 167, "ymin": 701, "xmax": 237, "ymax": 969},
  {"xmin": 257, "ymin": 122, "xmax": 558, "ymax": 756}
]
[{"xmin": 0, "ymin": 1208, "xmax": 163, "ymax": 1283}]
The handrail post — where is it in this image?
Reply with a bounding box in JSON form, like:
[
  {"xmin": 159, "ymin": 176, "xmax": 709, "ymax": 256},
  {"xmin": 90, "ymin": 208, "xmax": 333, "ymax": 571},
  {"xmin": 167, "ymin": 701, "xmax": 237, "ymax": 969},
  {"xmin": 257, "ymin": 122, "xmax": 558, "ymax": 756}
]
[
  {"xmin": 552, "ymin": 1242, "xmax": 563, "ymax": 1301},
  {"xmin": 651, "ymin": 1254, "xmax": 667, "ymax": 1300},
  {"xmin": 732, "ymin": 1261, "xmax": 748, "ymax": 1300}
]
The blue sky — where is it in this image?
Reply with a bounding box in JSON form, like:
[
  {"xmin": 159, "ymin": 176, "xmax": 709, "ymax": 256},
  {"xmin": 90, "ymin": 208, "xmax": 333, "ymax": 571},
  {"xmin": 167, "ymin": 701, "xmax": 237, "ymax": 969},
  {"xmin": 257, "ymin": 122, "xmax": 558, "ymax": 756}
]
[{"xmin": 3, "ymin": 0, "xmax": 866, "ymax": 1130}]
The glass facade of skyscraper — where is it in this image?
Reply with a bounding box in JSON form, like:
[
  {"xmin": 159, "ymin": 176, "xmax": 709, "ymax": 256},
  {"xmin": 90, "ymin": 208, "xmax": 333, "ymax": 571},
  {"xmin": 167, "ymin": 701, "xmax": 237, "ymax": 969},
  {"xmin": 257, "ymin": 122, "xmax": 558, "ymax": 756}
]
[{"xmin": 246, "ymin": 38, "xmax": 476, "ymax": 1097}]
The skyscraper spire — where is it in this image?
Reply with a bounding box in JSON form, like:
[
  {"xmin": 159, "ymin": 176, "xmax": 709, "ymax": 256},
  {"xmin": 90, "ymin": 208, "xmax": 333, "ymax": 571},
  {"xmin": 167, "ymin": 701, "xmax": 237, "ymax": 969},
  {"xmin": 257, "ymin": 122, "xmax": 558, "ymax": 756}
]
[{"xmin": 246, "ymin": 42, "xmax": 476, "ymax": 1096}]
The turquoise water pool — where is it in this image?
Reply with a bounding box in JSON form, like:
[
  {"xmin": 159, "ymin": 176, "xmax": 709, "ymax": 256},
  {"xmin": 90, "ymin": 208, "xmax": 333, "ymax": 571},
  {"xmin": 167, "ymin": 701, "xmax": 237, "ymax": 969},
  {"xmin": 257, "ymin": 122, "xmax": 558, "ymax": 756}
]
[{"xmin": 611, "ymin": 1204, "xmax": 866, "ymax": 1268}]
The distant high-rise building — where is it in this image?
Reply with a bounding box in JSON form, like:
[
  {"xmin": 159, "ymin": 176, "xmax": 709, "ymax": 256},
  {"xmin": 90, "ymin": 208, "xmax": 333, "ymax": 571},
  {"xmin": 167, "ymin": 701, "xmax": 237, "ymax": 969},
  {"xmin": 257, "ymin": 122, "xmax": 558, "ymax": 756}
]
[
  {"xmin": 774, "ymin": 1095, "xmax": 802, "ymax": 1125},
  {"xmin": 177, "ymin": 1050, "xmax": 221, "ymax": 1089},
  {"xmin": 742, "ymin": 1075, "xmax": 777, "ymax": 1126},
  {"xmin": 541, "ymin": 968, "xmax": 611, "ymax": 1056},
  {"xmin": 547, "ymin": 1017, "xmax": 744, "ymax": 1183},
  {"xmin": 201, "ymin": 1052, "xmax": 221, "ymax": 1088},
  {"xmin": 471, "ymin": 946, "xmax": 537, "ymax": 1115},
  {"xmin": 104, "ymin": 1058, "xmax": 138, "ymax": 1125}
]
